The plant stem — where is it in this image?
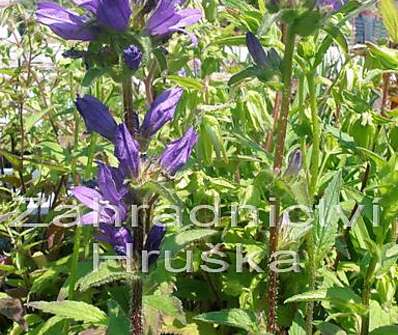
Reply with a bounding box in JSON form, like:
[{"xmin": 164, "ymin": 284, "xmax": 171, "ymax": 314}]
[
  {"xmin": 130, "ymin": 278, "xmax": 143, "ymax": 334},
  {"xmin": 308, "ymin": 73, "xmax": 321, "ymax": 197},
  {"xmin": 360, "ymin": 256, "xmax": 377, "ymax": 335},
  {"xmin": 273, "ymin": 29, "xmax": 296, "ymax": 174},
  {"xmin": 264, "ymin": 92, "xmax": 281, "ymax": 152},
  {"xmin": 85, "ymin": 134, "xmax": 97, "ymax": 180},
  {"xmin": 305, "ymin": 232, "xmax": 316, "ymax": 335},
  {"xmin": 305, "ymin": 73, "xmax": 321, "ymax": 335},
  {"xmin": 129, "ymin": 203, "xmax": 147, "ymax": 335},
  {"xmin": 267, "ymin": 27, "xmax": 296, "ymax": 333},
  {"xmin": 267, "ymin": 197, "xmax": 280, "ymax": 334},
  {"xmin": 68, "ymin": 224, "xmax": 82, "ymax": 299},
  {"xmin": 123, "ymin": 78, "xmax": 144, "ymax": 335},
  {"xmin": 122, "ymin": 77, "xmax": 139, "ymax": 135}
]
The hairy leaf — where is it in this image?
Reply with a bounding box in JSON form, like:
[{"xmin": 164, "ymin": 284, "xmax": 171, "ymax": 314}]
[
  {"xmin": 28, "ymin": 301, "xmax": 108, "ymax": 325},
  {"xmin": 194, "ymin": 309, "xmax": 259, "ymax": 333}
]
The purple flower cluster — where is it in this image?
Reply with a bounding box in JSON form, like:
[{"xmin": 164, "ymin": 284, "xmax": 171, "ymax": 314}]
[
  {"xmin": 72, "ymin": 87, "xmax": 198, "ymax": 263},
  {"xmin": 36, "ymin": 0, "xmax": 201, "ymax": 41}
]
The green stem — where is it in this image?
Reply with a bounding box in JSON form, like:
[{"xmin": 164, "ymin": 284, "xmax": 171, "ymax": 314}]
[
  {"xmin": 122, "ymin": 77, "xmax": 137, "ymax": 135},
  {"xmin": 68, "ymin": 224, "xmax": 82, "ymax": 299},
  {"xmin": 273, "ymin": 29, "xmax": 296, "ymax": 174},
  {"xmin": 85, "ymin": 134, "xmax": 98, "ymax": 180},
  {"xmin": 305, "ymin": 232, "xmax": 316, "ymax": 335},
  {"xmin": 305, "ymin": 73, "xmax": 321, "ymax": 335},
  {"xmin": 360, "ymin": 256, "xmax": 377, "ymax": 335},
  {"xmin": 307, "ymin": 73, "xmax": 321, "ymax": 197},
  {"xmin": 267, "ymin": 27, "xmax": 296, "ymax": 334}
]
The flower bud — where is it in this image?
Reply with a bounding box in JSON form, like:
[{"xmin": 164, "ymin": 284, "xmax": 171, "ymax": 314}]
[
  {"xmin": 144, "ymin": 223, "xmax": 166, "ymax": 266},
  {"xmin": 75, "ymin": 95, "xmax": 117, "ymax": 141},
  {"xmin": 284, "ymin": 149, "xmax": 303, "ymax": 177},
  {"xmin": 159, "ymin": 127, "xmax": 198, "ymax": 175},
  {"xmin": 123, "ymin": 45, "xmax": 143, "ymax": 71},
  {"xmin": 246, "ymin": 32, "xmax": 268, "ymax": 68},
  {"xmin": 140, "ymin": 88, "xmax": 184, "ymax": 138}
]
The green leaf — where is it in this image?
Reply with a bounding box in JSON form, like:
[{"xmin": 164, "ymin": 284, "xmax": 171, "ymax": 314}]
[
  {"xmin": 292, "ymin": 10, "xmax": 321, "ymax": 37},
  {"xmin": 369, "ymin": 300, "xmax": 398, "ymax": 332},
  {"xmin": 367, "ymin": 43, "xmax": 398, "ymax": 71},
  {"xmin": 143, "ymin": 295, "xmax": 185, "ymax": 323},
  {"xmin": 25, "ymin": 108, "xmax": 49, "ymax": 132},
  {"xmin": 77, "ymin": 260, "xmax": 134, "ymax": 292},
  {"xmin": 228, "ymin": 66, "xmax": 258, "ymax": 86},
  {"xmin": 82, "ymin": 67, "xmax": 106, "ymax": 87},
  {"xmin": 107, "ymin": 299, "xmax": 129, "ymax": 335},
  {"xmin": 285, "ymin": 288, "xmax": 366, "ymax": 315},
  {"xmin": 213, "ymin": 35, "xmax": 247, "ymax": 46},
  {"xmin": 28, "ymin": 301, "xmax": 108, "ymax": 325},
  {"xmin": 289, "ymin": 319, "xmax": 306, "ymax": 335},
  {"xmin": 370, "ymin": 326, "xmax": 398, "ymax": 335},
  {"xmin": 314, "ymin": 171, "xmax": 342, "ymax": 263},
  {"xmin": 153, "ymin": 47, "xmax": 168, "ymax": 72},
  {"xmin": 375, "ymin": 243, "xmax": 398, "ymax": 277},
  {"xmin": 144, "ymin": 180, "xmax": 183, "ymax": 207},
  {"xmin": 30, "ymin": 269, "xmax": 59, "ymax": 294},
  {"xmin": 0, "ymin": 149, "xmax": 22, "ymax": 170},
  {"xmin": 198, "ymin": 122, "xmax": 214, "ymax": 164},
  {"xmin": 195, "ymin": 309, "xmax": 259, "ymax": 333},
  {"xmin": 161, "ymin": 228, "xmax": 218, "ymax": 258},
  {"xmin": 203, "ymin": 116, "xmax": 228, "ymax": 162},
  {"xmin": 379, "ymin": 0, "xmax": 398, "ymax": 43},
  {"xmin": 36, "ymin": 316, "xmax": 67, "ymax": 335},
  {"xmin": 285, "ymin": 289, "xmax": 328, "ymax": 303},
  {"xmin": 168, "ymin": 75, "xmax": 204, "ymax": 90},
  {"xmin": 315, "ymin": 321, "xmax": 347, "ymax": 335}
]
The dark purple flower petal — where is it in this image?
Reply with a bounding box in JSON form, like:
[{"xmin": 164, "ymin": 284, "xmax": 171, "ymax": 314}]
[
  {"xmin": 144, "ymin": 223, "xmax": 166, "ymax": 266},
  {"xmin": 111, "ymin": 167, "xmax": 128, "ymax": 196},
  {"xmin": 114, "ymin": 123, "xmax": 141, "ymax": 178},
  {"xmin": 246, "ymin": 32, "xmax": 267, "ymax": 68},
  {"xmin": 96, "ymin": 163, "xmax": 129, "ymax": 223},
  {"xmin": 159, "ymin": 127, "xmax": 198, "ymax": 175},
  {"xmin": 144, "ymin": 224, "xmax": 166, "ymax": 252},
  {"xmin": 97, "ymin": 163, "xmax": 123, "ymax": 204},
  {"xmin": 123, "ymin": 45, "xmax": 143, "ymax": 70},
  {"xmin": 36, "ymin": 2, "xmax": 96, "ymax": 41},
  {"xmin": 145, "ymin": 0, "xmax": 201, "ymax": 37},
  {"xmin": 140, "ymin": 88, "xmax": 183, "ymax": 138},
  {"xmin": 96, "ymin": 0, "xmax": 132, "ymax": 32},
  {"xmin": 75, "ymin": 95, "xmax": 117, "ymax": 141},
  {"xmin": 97, "ymin": 224, "xmax": 133, "ymax": 255}
]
